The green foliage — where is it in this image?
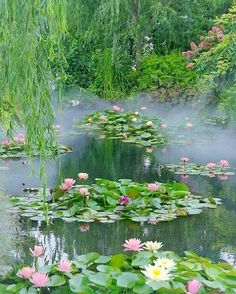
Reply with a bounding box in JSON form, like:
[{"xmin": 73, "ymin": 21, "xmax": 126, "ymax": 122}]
[
  {"xmin": 135, "ymin": 52, "xmax": 196, "ymax": 90},
  {"xmin": 11, "ymin": 178, "xmax": 221, "ymax": 223},
  {"xmin": 1, "ymin": 248, "xmax": 235, "ymax": 293},
  {"xmin": 78, "ymin": 110, "xmax": 166, "ymax": 147},
  {"xmin": 166, "ymin": 162, "xmax": 234, "ymax": 177}
]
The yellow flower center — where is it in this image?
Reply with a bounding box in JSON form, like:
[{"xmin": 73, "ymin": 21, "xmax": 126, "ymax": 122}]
[{"xmin": 152, "ymin": 268, "xmax": 161, "ymax": 276}]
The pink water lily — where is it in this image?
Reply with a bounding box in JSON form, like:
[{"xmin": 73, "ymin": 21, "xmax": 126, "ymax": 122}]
[
  {"xmin": 181, "ymin": 174, "xmax": 189, "ymax": 179},
  {"xmin": 17, "ymin": 267, "xmax": 35, "ymax": 279},
  {"xmin": 13, "ymin": 134, "xmax": 25, "ymax": 144},
  {"xmin": 2, "ymin": 139, "xmax": 10, "ymax": 146},
  {"xmin": 112, "ymin": 105, "xmax": 122, "ymax": 112},
  {"xmin": 218, "ymin": 174, "xmax": 229, "ymax": 180},
  {"xmin": 206, "ymin": 163, "xmax": 216, "ymax": 169},
  {"xmin": 123, "ymin": 238, "xmax": 144, "ymax": 251},
  {"xmin": 58, "ymin": 260, "xmax": 72, "ymax": 273},
  {"xmin": 119, "ymin": 196, "xmax": 130, "ymax": 205},
  {"xmin": 59, "ymin": 178, "xmax": 75, "ymax": 191},
  {"xmin": 186, "ymin": 280, "xmax": 201, "ymax": 294},
  {"xmin": 219, "ymin": 160, "xmax": 229, "ymax": 167},
  {"xmin": 181, "ymin": 157, "xmax": 189, "ymax": 163},
  {"xmin": 148, "ymin": 183, "xmax": 159, "ymax": 191},
  {"xmin": 29, "ymin": 245, "xmax": 44, "ymax": 257},
  {"xmin": 79, "ymin": 187, "xmax": 89, "ymax": 195},
  {"xmin": 30, "ymin": 272, "xmax": 50, "ymax": 288}
]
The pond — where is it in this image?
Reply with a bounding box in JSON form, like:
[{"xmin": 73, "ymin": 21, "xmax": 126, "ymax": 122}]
[{"xmin": 0, "ymin": 98, "xmax": 235, "ymax": 273}]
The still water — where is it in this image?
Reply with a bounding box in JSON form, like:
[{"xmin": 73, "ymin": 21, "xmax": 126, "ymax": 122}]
[{"xmin": 0, "ymin": 101, "xmax": 235, "ymax": 272}]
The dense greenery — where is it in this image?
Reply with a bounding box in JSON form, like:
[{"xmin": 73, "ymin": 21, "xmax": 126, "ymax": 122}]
[
  {"xmin": 1, "ymin": 242, "xmax": 235, "ymax": 293},
  {"xmin": 58, "ymin": 0, "xmax": 232, "ymax": 99}
]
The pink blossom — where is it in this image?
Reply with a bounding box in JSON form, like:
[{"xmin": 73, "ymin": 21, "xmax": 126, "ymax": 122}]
[
  {"xmin": 59, "ymin": 178, "xmax": 75, "ymax": 191},
  {"xmin": 79, "ymin": 224, "xmax": 90, "ymax": 232},
  {"xmin": 29, "ymin": 245, "xmax": 44, "ymax": 257},
  {"xmin": 79, "ymin": 187, "xmax": 89, "ymax": 195},
  {"xmin": 217, "ymin": 34, "xmax": 223, "ymax": 42},
  {"xmin": 119, "ymin": 196, "xmax": 130, "ymax": 205},
  {"xmin": 190, "ymin": 42, "xmax": 198, "ymax": 50},
  {"xmin": 148, "ymin": 220, "xmax": 158, "ymax": 225},
  {"xmin": 148, "ymin": 183, "xmax": 159, "ymax": 191},
  {"xmin": 17, "ymin": 267, "xmax": 35, "ymax": 279},
  {"xmin": 122, "ymin": 238, "xmax": 144, "ymax": 251},
  {"xmin": 13, "ymin": 134, "xmax": 25, "ymax": 144},
  {"xmin": 187, "ymin": 280, "xmax": 201, "ymax": 294},
  {"xmin": 112, "ymin": 105, "xmax": 122, "ymax": 112},
  {"xmin": 206, "ymin": 163, "xmax": 216, "ymax": 169},
  {"xmin": 30, "ymin": 272, "xmax": 50, "ymax": 288},
  {"xmin": 57, "ymin": 260, "xmax": 72, "ymax": 273},
  {"xmin": 2, "ymin": 139, "xmax": 10, "ymax": 146},
  {"xmin": 181, "ymin": 157, "xmax": 189, "ymax": 163},
  {"xmin": 219, "ymin": 160, "xmax": 229, "ymax": 167},
  {"xmin": 211, "ymin": 26, "xmax": 218, "ymax": 33}
]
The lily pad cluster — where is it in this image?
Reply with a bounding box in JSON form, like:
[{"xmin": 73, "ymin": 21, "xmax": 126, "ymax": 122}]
[
  {"xmin": 77, "ymin": 109, "xmax": 166, "ymax": 147},
  {"xmin": 166, "ymin": 159, "xmax": 234, "ymax": 177},
  {"xmin": 0, "ymin": 140, "xmax": 72, "ymax": 158},
  {"xmin": 11, "ymin": 178, "xmax": 221, "ymax": 223},
  {"xmin": 0, "ymin": 240, "xmax": 235, "ymax": 293}
]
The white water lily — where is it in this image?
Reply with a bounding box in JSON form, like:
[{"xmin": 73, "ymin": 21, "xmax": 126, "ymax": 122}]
[
  {"xmin": 142, "ymin": 264, "xmax": 171, "ymax": 282},
  {"xmin": 154, "ymin": 257, "xmax": 176, "ymax": 270},
  {"xmin": 144, "ymin": 241, "xmax": 163, "ymax": 253}
]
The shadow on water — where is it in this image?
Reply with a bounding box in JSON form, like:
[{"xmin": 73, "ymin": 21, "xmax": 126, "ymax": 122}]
[{"xmin": 0, "ymin": 97, "xmax": 236, "ymax": 270}]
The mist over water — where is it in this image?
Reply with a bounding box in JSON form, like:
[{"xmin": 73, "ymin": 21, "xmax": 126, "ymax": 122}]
[{"xmin": 0, "ymin": 89, "xmax": 235, "ymax": 272}]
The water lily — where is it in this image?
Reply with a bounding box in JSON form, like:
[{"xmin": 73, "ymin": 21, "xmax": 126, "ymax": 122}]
[
  {"xmin": 146, "ymin": 121, "xmax": 153, "ymax": 127},
  {"xmin": 161, "ymin": 123, "xmax": 168, "ymax": 128},
  {"xmin": 29, "ymin": 245, "xmax": 44, "ymax": 257},
  {"xmin": 146, "ymin": 147, "xmax": 153, "ymax": 153},
  {"xmin": 206, "ymin": 163, "xmax": 216, "ymax": 169},
  {"xmin": 148, "ymin": 183, "xmax": 159, "ymax": 191},
  {"xmin": 57, "ymin": 260, "xmax": 72, "ymax": 273},
  {"xmin": 144, "ymin": 241, "xmax": 163, "ymax": 252},
  {"xmin": 100, "ymin": 115, "xmax": 107, "ymax": 121},
  {"xmin": 79, "ymin": 187, "xmax": 89, "ymax": 195},
  {"xmin": 142, "ymin": 264, "xmax": 171, "ymax": 282},
  {"xmin": 119, "ymin": 196, "xmax": 130, "ymax": 205},
  {"xmin": 132, "ymin": 117, "xmax": 137, "ymax": 122},
  {"xmin": 87, "ymin": 118, "xmax": 93, "ymax": 124},
  {"xmin": 181, "ymin": 157, "xmax": 189, "ymax": 163},
  {"xmin": 181, "ymin": 174, "xmax": 189, "ymax": 179},
  {"xmin": 78, "ymin": 172, "xmax": 89, "ymax": 180},
  {"xmin": 59, "ymin": 178, "xmax": 75, "ymax": 191},
  {"xmin": 218, "ymin": 174, "xmax": 229, "ymax": 180},
  {"xmin": 112, "ymin": 105, "xmax": 122, "ymax": 112},
  {"xmin": 219, "ymin": 160, "xmax": 229, "ymax": 167},
  {"xmin": 154, "ymin": 257, "xmax": 176, "ymax": 270},
  {"xmin": 13, "ymin": 134, "xmax": 25, "ymax": 144},
  {"xmin": 17, "ymin": 267, "xmax": 35, "ymax": 279},
  {"xmin": 30, "ymin": 272, "xmax": 50, "ymax": 288},
  {"xmin": 2, "ymin": 139, "xmax": 10, "ymax": 146},
  {"xmin": 123, "ymin": 238, "xmax": 144, "ymax": 251},
  {"xmin": 207, "ymin": 172, "xmax": 216, "ymax": 178},
  {"xmin": 186, "ymin": 280, "xmax": 201, "ymax": 294},
  {"xmin": 186, "ymin": 122, "xmax": 193, "ymax": 128},
  {"xmin": 134, "ymin": 111, "xmax": 139, "ymax": 115}
]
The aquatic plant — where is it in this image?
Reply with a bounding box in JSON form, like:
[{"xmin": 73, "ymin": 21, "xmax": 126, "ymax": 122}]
[
  {"xmin": 1, "ymin": 240, "xmax": 235, "ymax": 293},
  {"xmin": 78, "ymin": 109, "xmax": 166, "ymax": 147},
  {"xmin": 166, "ymin": 158, "xmax": 234, "ymax": 176},
  {"xmin": 11, "ymin": 178, "xmax": 221, "ymax": 223},
  {"xmin": 0, "ymin": 138, "xmax": 71, "ymax": 159}
]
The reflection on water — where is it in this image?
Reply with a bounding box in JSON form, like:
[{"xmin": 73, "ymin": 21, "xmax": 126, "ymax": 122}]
[{"xmin": 0, "ymin": 125, "xmax": 236, "ymax": 270}]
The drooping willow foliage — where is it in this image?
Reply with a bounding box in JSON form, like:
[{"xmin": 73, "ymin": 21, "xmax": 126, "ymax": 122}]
[{"xmin": 0, "ymin": 0, "xmax": 66, "ymax": 161}]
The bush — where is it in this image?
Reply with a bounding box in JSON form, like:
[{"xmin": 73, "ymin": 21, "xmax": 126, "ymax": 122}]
[{"xmin": 136, "ymin": 52, "xmax": 196, "ymax": 91}]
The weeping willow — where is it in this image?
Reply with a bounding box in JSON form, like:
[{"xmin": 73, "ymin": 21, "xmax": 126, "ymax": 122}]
[{"xmin": 0, "ymin": 0, "xmax": 66, "ymax": 158}]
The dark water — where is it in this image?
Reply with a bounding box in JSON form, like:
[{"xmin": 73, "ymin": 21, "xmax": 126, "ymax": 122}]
[{"xmin": 0, "ymin": 100, "xmax": 236, "ymax": 272}]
